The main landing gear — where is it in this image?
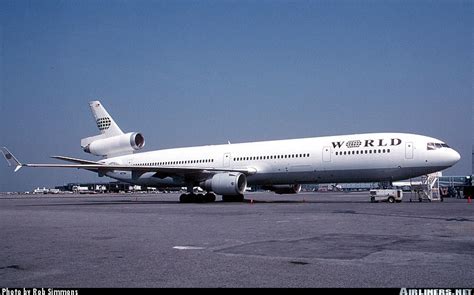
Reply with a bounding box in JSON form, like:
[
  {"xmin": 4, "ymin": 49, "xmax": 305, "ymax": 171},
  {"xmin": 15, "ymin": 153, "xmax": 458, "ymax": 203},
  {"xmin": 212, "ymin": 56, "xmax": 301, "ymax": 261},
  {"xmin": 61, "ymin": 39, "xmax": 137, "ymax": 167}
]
[{"xmin": 179, "ymin": 193, "xmax": 216, "ymax": 203}]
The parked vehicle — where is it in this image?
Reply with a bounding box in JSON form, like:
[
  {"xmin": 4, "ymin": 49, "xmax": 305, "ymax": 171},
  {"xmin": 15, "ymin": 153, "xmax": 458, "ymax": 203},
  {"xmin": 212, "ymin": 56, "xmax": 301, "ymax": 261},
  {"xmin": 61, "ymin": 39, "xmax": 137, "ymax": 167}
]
[{"xmin": 370, "ymin": 189, "xmax": 403, "ymax": 203}]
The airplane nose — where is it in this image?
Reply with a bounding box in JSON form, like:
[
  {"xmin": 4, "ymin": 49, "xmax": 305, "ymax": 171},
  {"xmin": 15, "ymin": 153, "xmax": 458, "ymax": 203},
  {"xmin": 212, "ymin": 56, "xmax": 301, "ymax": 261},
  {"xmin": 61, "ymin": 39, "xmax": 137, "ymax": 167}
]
[{"xmin": 449, "ymin": 149, "xmax": 461, "ymax": 164}]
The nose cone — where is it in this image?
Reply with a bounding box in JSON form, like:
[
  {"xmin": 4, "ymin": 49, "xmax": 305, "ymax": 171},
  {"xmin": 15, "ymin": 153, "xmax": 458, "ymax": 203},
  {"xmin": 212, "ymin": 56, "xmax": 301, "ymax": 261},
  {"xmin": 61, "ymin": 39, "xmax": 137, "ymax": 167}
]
[{"xmin": 448, "ymin": 149, "xmax": 461, "ymax": 166}]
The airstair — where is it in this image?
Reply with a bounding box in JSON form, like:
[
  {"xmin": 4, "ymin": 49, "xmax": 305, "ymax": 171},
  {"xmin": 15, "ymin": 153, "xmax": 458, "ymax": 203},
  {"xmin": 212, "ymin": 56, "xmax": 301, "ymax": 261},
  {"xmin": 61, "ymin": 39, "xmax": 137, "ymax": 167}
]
[{"xmin": 409, "ymin": 172, "xmax": 442, "ymax": 202}]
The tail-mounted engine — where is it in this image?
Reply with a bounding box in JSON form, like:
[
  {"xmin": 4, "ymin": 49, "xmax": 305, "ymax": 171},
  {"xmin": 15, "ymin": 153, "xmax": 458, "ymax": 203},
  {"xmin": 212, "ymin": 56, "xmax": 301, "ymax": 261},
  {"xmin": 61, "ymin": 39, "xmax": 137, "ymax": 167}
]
[{"xmin": 82, "ymin": 132, "xmax": 145, "ymax": 157}]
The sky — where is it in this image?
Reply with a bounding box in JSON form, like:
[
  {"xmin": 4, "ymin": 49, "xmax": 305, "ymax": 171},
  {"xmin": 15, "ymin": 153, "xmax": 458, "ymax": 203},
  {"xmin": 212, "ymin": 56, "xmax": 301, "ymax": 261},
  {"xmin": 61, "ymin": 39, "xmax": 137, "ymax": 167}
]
[{"xmin": 0, "ymin": 0, "xmax": 472, "ymax": 192}]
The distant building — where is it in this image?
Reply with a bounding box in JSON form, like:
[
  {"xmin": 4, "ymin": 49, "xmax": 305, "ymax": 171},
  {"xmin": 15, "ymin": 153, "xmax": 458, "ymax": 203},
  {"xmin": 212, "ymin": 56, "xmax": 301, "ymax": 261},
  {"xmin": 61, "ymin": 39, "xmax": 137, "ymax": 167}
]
[
  {"xmin": 56, "ymin": 182, "xmax": 133, "ymax": 193},
  {"xmin": 55, "ymin": 181, "xmax": 167, "ymax": 193}
]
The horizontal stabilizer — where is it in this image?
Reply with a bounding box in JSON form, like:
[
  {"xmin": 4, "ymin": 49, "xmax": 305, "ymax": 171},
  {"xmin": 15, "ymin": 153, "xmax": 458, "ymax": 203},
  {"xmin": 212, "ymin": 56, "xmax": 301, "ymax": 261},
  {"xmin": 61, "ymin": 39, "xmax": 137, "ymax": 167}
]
[{"xmin": 1, "ymin": 147, "xmax": 23, "ymax": 172}]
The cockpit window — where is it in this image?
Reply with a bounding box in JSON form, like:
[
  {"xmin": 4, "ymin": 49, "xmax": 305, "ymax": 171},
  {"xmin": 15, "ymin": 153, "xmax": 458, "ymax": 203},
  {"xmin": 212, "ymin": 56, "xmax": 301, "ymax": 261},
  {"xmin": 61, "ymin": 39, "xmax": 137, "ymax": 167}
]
[{"xmin": 427, "ymin": 142, "xmax": 450, "ymax": 150}]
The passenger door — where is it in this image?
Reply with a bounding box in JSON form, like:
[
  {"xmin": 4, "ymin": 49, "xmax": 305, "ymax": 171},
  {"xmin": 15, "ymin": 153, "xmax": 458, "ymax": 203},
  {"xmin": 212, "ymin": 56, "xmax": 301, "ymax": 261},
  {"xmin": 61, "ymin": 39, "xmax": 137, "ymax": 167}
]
[
  {"xmin": 405, "ymin": 142, "xmax": 413, "ymax": 159},
  {"xmin": 323, "ymin": 146, "xmax": 331, "ymax": 162},
  {"xmin": 223, "ymin": 153, "xmax": 231, "ymax": 167}
]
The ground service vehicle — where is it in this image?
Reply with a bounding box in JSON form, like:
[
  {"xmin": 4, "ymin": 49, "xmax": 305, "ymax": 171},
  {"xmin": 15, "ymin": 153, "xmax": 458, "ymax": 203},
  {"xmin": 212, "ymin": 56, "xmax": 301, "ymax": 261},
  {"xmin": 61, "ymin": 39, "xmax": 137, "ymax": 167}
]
[{"xmin": 370, "ymin": 189, "xmax": 403, "ymax": 203}]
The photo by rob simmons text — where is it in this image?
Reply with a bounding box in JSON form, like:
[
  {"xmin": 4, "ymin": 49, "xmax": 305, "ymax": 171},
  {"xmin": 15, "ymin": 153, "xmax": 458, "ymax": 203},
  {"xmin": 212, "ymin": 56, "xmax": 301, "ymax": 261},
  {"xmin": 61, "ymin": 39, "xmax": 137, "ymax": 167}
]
[{"xmin": 2, "ymin": 289, "xmax": 78, "ymax": 295}]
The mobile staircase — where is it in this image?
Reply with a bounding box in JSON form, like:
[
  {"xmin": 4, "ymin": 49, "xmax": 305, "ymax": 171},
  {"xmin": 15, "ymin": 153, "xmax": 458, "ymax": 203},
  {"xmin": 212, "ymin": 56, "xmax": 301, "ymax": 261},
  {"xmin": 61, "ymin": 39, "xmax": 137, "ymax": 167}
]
[{"xmin": 409, "ymin": 172, "xmax": 441, "ymax": 202}]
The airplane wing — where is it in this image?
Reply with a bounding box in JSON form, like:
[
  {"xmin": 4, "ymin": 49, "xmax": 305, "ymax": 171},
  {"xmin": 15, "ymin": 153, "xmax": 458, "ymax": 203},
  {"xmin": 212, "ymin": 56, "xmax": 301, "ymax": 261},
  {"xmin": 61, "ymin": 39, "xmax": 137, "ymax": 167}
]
[
  {"xmin": 21, "ymin": 163, "xmax": 257, "ymax": 175},
  {"xmin": 51, "ymin": 155, "xmax": 99, "ymax": 165},
  {"xmin": 1, "ymin": 147, "xmax": 257, "ymax": 175}
]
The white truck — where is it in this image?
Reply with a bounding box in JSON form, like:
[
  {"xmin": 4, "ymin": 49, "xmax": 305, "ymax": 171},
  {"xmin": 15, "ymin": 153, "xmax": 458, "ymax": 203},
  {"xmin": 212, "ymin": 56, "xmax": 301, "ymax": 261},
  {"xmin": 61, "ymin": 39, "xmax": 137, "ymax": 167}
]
[
  {"xmin": 72, "ymin": 185, "xmax": 91, "ymax": 194},
  {"xmin": 369, "ymin": 189, "xmax": 403, "ymax": 203},
  {"xmin": 32, "ymin": 187, "xmax": 49, "ymax": 194}
]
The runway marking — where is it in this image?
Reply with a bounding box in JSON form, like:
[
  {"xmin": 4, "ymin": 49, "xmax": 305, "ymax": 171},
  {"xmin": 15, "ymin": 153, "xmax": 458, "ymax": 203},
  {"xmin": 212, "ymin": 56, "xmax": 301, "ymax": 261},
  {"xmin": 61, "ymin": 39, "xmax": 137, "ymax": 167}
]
[{"xmin": 173, "ymin": 246, "xmax": 205, "ymax": 250}]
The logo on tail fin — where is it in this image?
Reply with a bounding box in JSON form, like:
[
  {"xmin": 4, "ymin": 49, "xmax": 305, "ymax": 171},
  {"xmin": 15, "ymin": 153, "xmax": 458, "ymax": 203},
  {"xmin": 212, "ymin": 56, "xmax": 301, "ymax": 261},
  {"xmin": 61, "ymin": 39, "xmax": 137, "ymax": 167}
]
[{"xmin": 96, "ymin": 117, "xmax": 112, "ymax": 131}]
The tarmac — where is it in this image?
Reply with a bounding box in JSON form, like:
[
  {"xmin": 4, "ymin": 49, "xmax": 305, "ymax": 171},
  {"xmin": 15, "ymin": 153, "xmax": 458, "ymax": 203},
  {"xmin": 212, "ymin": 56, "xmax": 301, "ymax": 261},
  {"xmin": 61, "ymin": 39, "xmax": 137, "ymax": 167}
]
[{"xmin": 0, "ymin": 191, "xmax": 473, "ymax": 288}]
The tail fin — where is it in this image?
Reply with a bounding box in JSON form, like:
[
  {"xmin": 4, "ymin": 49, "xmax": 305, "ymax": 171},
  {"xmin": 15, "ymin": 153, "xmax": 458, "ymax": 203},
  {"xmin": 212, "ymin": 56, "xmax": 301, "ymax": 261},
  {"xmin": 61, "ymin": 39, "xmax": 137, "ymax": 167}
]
[
  {"xmin": 89, "ymin": 101, "xmax": 123, "ymax": 136},
  {"xmin": 81, "ymin": 101, "xmax": 124, "ymax": 149}
]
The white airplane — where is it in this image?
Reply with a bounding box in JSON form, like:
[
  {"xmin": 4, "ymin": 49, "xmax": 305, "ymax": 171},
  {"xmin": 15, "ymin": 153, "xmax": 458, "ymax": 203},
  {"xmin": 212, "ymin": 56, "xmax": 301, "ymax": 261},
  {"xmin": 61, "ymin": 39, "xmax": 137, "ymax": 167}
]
[{"xmin": 2, "ymin": 101, "xmax": 461, "ymax": 203}]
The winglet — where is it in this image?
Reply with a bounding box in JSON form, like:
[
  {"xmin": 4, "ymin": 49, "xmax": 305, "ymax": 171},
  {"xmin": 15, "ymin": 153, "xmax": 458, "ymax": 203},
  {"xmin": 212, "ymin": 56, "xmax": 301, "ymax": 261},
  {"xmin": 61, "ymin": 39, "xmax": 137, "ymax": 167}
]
[{"xmin": 1, "ymin": 147, "xmax": 23, "ymax": 172}]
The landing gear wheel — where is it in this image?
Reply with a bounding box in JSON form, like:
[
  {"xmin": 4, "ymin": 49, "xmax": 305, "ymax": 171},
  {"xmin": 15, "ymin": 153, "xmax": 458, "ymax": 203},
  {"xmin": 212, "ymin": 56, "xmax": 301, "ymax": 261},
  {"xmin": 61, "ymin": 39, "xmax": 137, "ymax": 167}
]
[
  {"xmin": 195, "ymin": 193, "xmax": 205, "ymax": 203},
  {"xmin": 179, "ymin": 193, "xmax": 189, "ymax": 203},
  {"xmin": 204, "ymin": 193, "xmax": 216, "ymax": 202}
]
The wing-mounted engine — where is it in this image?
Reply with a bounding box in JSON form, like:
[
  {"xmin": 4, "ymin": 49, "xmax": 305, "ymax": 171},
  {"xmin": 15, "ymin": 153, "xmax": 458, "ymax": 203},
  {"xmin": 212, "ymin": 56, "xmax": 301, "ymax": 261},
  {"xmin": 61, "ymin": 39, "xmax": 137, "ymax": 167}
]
[
  {"xmin": 200, "ymin": 172, "xmax": 247, "ymax": 195},
  {"xmin": 264, "ymin": 184, "xmax": 302, "ymax": 194},
  {"xmin": 82, "ymin": 132, "xmax": 145, "ymax": 157}
]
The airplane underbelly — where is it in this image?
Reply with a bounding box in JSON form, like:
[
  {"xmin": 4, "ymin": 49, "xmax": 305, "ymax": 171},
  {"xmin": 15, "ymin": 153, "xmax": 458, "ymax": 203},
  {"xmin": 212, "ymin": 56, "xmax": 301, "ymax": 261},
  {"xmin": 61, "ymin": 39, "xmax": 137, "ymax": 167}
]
[
  {"xmin": 248, "ymin": 166, "xmax": 447, "ymax": 185},
  {"xmin": 105, "ymin": 171, "xmax": 184, "ymax": 187}
]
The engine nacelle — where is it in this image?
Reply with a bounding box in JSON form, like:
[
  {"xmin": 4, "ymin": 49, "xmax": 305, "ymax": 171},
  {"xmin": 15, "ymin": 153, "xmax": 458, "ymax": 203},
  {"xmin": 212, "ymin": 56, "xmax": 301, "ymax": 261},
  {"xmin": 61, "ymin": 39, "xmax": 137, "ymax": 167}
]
[
  {"xmin": 83, "ymin": 132, "xmax": 145, "ymax": 157},
  {"xmin": 264, "ymin": 184, "xmax": 302, "ymax": 194},
  {"xmin": 201, "ymin": 173, "xmax": 247, "ymax": 195}
]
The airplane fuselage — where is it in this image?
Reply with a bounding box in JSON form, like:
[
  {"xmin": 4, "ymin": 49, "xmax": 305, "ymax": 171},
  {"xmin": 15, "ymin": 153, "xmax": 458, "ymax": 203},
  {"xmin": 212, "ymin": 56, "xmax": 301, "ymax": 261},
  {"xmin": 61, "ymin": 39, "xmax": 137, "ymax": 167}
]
[
  {"xmin": 102, "ymin": 132, "xmax": 460, "ymax": 188},
  {"xmin": 2, "ymin": 101, "xmax": 461, "ymax": 202}
]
